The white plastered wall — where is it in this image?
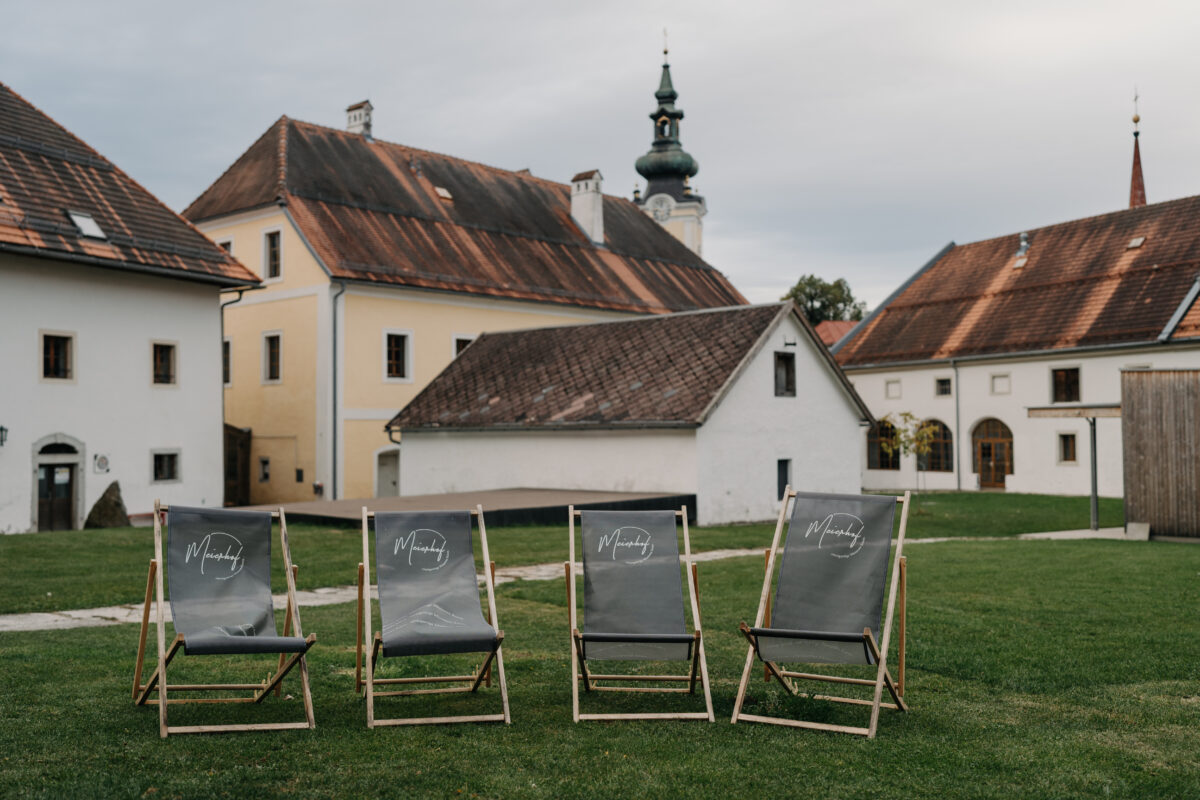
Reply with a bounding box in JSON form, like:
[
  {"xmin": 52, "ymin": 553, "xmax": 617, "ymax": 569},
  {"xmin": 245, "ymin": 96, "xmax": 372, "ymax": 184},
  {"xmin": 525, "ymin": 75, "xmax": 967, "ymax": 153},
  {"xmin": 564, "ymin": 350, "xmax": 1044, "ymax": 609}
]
[
  {"xmin": 399, "ymin": 428, "xmax": 696, "ymax": 497},
  {"xmin": 847, "ymin": 343, "xmax": 1200, "ymax": 497},
  {"xmin": 0, "ymin": 254, "xmax": 224, "ymax": 532},
  {"xmin": 697, "ymin": 313, "xmax": 866, "ymax": 524}
]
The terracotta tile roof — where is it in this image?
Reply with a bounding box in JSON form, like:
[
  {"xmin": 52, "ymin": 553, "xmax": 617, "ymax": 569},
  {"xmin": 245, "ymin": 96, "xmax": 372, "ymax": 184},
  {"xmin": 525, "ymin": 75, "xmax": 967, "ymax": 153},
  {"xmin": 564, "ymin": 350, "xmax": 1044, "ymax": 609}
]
[
  {"xmin": 389, "ymin": 303, "xmax": 870, "ymax": 431},
  {"xmin": 0, "ymin": 82, "xmax": 256, "ymax": 286},
  {"xmin": 185, "ymin": 117, "xmax": 745, "ymax": 313},
  {"xmin": 836, "ymin": 195, "xmax": 1200, "ymax": 366},
  {"xmin": 815, "ymin": 319, "xmax": 858, "ymax": 346}
]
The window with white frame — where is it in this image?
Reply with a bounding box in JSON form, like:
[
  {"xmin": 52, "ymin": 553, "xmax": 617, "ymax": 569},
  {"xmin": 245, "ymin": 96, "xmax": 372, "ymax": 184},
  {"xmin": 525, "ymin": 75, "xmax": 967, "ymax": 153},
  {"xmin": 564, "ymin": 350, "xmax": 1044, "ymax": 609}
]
[
  {"xmin": 152, "ymin": 342, "xmax": 176, "ymax": 385},
  {"xmin": 262, "ymin": 332, "xmax": 282, "ymax": 383},
  {"xmin": 40, "ymin": 330, "xmax": 75, "ymax": 381},
  {"xmin": 453, "ymin": 335, "xmax": 476, "ymax": 357},
  {"xmin": 383, "ymin": 330, "xmax": 413, "ymax": 382},
  {"xmin": 263, "ymin": 230, "xmax": 281, "ymax": 280},
  {"xmin": 990, "ymin": 373, "xmax": 1011, "ymax": 395},
  {"xmin": 885, "ymin": 379, "xmax": 901, "ymax": 399}
]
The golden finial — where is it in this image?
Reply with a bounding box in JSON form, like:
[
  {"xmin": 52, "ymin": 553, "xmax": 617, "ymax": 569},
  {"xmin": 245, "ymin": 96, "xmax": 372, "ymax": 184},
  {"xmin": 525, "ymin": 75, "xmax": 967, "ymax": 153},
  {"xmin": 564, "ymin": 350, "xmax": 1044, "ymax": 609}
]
[
  {"xmin": 1132, "ymin": 87, "xmax": 1140, "ymax": 128},
  {"xmin": 663, "ymin": 27, "xmax": 668, "ymax": 58}
]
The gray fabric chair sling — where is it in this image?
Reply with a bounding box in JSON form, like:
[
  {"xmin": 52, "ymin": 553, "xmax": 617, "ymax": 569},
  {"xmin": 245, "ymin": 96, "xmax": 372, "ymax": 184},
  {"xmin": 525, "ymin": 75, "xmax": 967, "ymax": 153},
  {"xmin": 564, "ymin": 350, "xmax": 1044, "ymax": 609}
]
[
  {"xmin": 731, "ymin": 488, "xmax": 911, "ymax": 738},
  {"xmin": 133, "ymin": 502, "xmax": 315, "ymax": 737},
  {"xmin": 566, "ymin": 506, "xmax": 714, "ymax": 722},
  {"xmin": 357, "ymin": 506, "xmax": 510, "ymax": 727}
]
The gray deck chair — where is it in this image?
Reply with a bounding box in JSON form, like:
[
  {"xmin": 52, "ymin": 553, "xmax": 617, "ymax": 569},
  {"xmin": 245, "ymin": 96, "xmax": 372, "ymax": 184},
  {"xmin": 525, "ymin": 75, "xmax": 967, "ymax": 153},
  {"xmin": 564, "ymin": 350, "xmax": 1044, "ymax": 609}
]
[
  {"xmin": 356, "ymin": 506, "xmax": 510, "ymax": 726},
  {"xmin": 133, "ymin": 502, "xmax": 315, "ymax": 737},
  {"xmin": 566, "ymin": 506, "xmax": 714, "ymax": 722},
  {"xmin": 731, "ymin": 488, "xmax": 910, "ymax": 738}
]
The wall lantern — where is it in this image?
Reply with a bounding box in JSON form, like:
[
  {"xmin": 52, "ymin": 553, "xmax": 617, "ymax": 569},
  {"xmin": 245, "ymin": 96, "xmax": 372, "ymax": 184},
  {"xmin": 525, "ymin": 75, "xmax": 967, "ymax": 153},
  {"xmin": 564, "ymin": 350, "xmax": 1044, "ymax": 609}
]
[{"xmin": 0, "ymin": 426, "xmax": 7, "ymax": 446}]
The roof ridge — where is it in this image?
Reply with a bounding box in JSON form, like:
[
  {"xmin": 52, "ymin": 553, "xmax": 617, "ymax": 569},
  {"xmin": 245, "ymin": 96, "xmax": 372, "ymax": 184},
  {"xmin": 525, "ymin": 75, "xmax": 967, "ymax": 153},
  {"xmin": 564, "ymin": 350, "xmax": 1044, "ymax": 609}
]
[
  {"xmin": 276, "ymin": 115, "xmax": 289, "ymax": 199},
  {"xmin": 958, "ymin": 192, "xmax": 1200, "ymax": 250},
  {"xmin": 473, "ymin": 302, "xmax": 783, "ymax": 340},
  {"xmin": 285, "ymin": 116, "xmax": 634, "ymax": 199}
]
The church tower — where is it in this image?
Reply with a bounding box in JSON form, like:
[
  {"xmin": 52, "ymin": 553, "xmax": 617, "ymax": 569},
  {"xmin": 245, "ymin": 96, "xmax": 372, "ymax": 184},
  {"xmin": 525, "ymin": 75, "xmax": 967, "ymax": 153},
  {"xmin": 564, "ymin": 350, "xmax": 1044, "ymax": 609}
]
[{"xmin": 633, "ymin": 47, "xmax": 706, "ymax": 255}]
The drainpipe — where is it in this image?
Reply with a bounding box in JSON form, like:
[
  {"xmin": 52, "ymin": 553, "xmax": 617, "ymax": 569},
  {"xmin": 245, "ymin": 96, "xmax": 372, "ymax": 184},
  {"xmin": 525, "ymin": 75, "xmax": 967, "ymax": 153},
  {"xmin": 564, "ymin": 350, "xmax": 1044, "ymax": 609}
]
[
  {"xmin": 219, "ymin": 290, "xmax": 247, "ymax": 427},
  {"xmin": 330, "ymin": 282, "xmax": 346, "ymax": 500},
  {"xmin": 952, "ymin": 358, "xmax": 962, "ymax": 491}
]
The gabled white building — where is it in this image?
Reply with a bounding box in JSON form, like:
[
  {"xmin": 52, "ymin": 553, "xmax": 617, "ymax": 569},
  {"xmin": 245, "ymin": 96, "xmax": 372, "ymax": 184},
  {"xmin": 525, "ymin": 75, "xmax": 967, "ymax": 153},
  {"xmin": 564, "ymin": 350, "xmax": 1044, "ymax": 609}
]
[
  {"xmin": 834, "ymin": 184, "xmax": 1200, "ymax": 497},
  {"xmin": 0, "ymin": 82, "xmax": 258, "ymax": 532},
  {"xmin": 387, "ymin": 303, "xmax": 873, "ymax": 524}
]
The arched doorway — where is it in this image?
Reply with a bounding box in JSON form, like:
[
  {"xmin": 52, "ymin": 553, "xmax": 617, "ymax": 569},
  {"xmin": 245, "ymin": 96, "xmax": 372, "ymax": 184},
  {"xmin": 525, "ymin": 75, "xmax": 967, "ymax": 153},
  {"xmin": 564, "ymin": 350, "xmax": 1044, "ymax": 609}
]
[
  {"xmin": 32, "ymin": 434, "xmax": 86, "ymax": 530},
  {"xmin": 972, "ymin": 419, "xmax": 1013, "ymax": 489}
]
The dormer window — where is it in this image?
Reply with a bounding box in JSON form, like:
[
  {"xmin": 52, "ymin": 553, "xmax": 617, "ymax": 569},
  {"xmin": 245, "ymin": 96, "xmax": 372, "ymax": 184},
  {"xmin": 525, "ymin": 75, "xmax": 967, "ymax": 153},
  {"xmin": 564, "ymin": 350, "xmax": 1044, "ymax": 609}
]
[{"xmin": 66, "ymin": 210, "xmax": 105, "ymax": 240}]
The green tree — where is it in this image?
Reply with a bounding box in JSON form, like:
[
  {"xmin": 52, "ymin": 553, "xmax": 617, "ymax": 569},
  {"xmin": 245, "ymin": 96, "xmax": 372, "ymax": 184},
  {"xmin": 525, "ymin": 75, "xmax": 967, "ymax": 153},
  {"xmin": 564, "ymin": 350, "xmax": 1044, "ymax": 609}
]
[{"xmin": 781, "ymin": 274, "xmax": 867, "ymax": 324}]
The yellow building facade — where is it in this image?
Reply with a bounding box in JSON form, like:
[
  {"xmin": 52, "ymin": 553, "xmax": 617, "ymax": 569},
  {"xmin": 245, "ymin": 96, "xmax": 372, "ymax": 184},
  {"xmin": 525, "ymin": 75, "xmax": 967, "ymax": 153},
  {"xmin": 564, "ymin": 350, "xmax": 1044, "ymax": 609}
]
[{"xmin": 186, "ymin": 106, "xmax": 744, "ymax": 505}]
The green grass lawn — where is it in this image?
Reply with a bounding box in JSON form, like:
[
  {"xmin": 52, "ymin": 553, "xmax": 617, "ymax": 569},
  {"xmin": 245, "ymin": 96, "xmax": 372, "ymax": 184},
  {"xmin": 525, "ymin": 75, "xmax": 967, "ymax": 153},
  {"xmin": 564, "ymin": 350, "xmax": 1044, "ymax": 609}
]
[
  {"xmin": 0, "ymin": 537, "xmax": 1197, "ymax": 798},
  {"xmin": 0, "ymin": 493, "xmax": 1124, "ymax": 615}
]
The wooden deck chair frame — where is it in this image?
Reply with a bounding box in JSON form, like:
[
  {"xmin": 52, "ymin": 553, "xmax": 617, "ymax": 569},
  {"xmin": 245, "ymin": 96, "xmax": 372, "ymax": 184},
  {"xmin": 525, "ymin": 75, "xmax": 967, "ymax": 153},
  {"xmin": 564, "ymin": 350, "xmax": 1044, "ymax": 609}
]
[
  {"xmin": 356, "ymin": 505, "xmax": 510, "ymax": 727},
  {"xmin": 730, "ymin": 488, "xmax": 910, "ymax": 738},
  {"xmin": 566, "ymin": 505, "xmax": 715, "ymax": 722},
  {"xmin": 133, "ymin": 501, "xmax": 316, "ymax": 738}
]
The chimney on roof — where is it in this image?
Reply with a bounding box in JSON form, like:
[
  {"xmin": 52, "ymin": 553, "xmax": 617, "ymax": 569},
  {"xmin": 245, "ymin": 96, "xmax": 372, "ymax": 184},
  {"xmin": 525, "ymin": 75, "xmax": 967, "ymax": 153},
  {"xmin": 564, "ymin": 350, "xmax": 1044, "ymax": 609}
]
[
  {"xmin": 346, "ymin": 100, "xmax": 373, "ymax": 138},
  {"xmin": 570, "ymin": 169, "xmax": 604, "ymax": 245}
]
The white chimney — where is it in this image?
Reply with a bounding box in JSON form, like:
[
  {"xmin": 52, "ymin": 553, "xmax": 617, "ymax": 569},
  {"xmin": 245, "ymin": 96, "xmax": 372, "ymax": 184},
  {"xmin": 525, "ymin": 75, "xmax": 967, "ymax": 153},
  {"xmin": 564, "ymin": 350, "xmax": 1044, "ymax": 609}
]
[
  {"xmin": 346, "ymin": 100, "xmax": 373, "ymax": 137},
  {"xmin": 570, "ymin": 169, "xmax": 604, "ymax": 245}
]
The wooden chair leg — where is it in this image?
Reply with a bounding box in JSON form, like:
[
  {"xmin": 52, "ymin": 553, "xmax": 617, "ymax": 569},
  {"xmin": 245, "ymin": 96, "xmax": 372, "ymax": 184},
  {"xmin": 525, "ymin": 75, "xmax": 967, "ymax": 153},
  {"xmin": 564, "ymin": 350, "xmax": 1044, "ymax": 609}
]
[{"xmin": 132, "ymin": 559, "xmax": 157, "ymax": 700}]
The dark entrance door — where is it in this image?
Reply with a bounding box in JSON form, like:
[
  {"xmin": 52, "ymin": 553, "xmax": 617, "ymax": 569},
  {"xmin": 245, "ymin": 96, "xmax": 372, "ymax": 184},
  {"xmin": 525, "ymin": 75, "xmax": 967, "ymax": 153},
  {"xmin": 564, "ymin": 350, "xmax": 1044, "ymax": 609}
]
[
  {"xmin": 38, "ymin": 464, "xmax": 75, "ymax": 530},
  {"xmin": 973, "ymin": 418, "xmax": 1013, "ymax": 489}
]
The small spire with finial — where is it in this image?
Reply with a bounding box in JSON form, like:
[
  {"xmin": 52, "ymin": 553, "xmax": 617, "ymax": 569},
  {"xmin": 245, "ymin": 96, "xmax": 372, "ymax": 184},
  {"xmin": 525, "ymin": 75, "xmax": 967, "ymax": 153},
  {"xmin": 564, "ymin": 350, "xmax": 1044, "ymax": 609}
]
[{"xmin": 1129, "ymin": 87, "xmax": 1146, "ymax": 208}]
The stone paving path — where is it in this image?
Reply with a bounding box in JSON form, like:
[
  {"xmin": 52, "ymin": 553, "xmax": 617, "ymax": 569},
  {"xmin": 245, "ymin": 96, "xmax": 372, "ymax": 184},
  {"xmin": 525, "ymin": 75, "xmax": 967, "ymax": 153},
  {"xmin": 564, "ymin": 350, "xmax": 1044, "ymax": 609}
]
[{"xmin": 0, "ymin": 527, "xmax": 1131, "ymax": 634}]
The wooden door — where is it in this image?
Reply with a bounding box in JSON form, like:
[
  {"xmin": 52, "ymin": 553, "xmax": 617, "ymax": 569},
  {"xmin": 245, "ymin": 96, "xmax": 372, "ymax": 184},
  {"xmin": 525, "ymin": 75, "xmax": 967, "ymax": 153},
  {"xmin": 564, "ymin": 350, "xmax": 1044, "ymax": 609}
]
[
  {"xmin": 978, "ymin": 441, "xmax": 1006, "ymax": 488},
  {"xmin": 37, "ymin": 464, "xmax": 74, "ymax": 530}
]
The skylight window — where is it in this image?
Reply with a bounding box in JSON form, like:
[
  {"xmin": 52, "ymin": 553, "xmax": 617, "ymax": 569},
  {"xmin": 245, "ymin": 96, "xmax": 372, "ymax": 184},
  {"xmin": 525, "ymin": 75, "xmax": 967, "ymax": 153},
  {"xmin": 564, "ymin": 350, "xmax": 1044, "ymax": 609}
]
[
  {"xmin": 434, "ymin": 186, "xmax": 453, "ymax": 201},
  {"xmin": 66, "ymin": 210, "xmax": 106, "ymax": 240},
  {"xmin": 1127, "ymin": 236, "xmax": 1146, "ymax": 249}
]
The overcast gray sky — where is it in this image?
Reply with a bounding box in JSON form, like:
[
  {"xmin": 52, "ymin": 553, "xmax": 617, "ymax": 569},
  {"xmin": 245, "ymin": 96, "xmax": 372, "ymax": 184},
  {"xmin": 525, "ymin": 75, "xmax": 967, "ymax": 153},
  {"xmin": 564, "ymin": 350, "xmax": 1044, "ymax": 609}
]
[{"xmin": 4, "ymin": 1, "xmax": 1198, "ymax": 307}]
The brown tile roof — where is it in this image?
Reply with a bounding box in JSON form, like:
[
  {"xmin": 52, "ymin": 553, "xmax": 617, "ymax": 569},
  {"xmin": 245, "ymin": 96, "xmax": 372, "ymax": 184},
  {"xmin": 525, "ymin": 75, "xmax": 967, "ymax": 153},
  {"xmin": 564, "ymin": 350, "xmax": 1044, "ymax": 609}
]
[
  {"xmin": 835, "ymin": 195, "xmax": 1200, "ymax": 367},
  {"xmin": 0, "ymin": 82, "xmax": 256, "ymax": 286},
  {"xmin": 388, "ymin": 303, "xmax": 870, "ymax": 432},
  {"xmin": 185, "ymin": 117, "xmax": 745, "ymax": 313},
  {"xmin": 815, "ymin": 319, "xmax": 858, "ymax": 346}
]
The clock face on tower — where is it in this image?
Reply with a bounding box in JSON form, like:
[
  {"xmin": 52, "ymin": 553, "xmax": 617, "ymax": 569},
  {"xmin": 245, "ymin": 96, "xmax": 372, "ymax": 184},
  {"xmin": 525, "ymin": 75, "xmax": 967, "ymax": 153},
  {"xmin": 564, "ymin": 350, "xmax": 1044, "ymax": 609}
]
[{"xmin": 647, "ymin": 194, "xmax": 673, "ymax": 222}]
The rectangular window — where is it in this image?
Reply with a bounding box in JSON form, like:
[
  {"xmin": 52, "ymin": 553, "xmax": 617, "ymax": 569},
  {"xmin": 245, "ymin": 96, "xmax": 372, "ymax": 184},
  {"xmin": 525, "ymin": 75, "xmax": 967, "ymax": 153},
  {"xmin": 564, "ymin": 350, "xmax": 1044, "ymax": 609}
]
[
  {"xmin": 935, "ymin": 378, "xmax": 952, "ymax": 396},
  {"xmin": 42, "ymin": 333, "xmax": 73, "ymax": 379},
  {"xmin": 264, "ymin": 230, "xmax": 281, "ymax": 279},
  {"xmin": 152, "ymin": 451, "xmax": 179, "ymax": 482},
  {"xmin": 777, "ymin": 459, "xmax": 791, "ymax": 500},
  {"xmin": 295, "ymin": 468, "xmax": 304, "ymax": 483},
  {"xmin": 1059, "ymin": 433, "xmax": 1077, "ymax": 463},
  {"xmin": 217, "ymin": 239, "xmax": 232, "ymax": 253},
  {"xmin": 454, "ymin": 336, "xmax": 475, "ymax": 356},
  {"xmin": 990, "ymin": 374, "xmax": 1011, "ymax": 395},
  {"xmin": 1052, "ymin": 367, "xmax": 1080, "ymax": 403},
  {"xmin": 774, "ymin": 352, "xmax": 795, "ymax": 397},
  {"xmin": 885, "ymin": 379, "xmax": 901, "ymax": 399},
  {"xmin": 258, "ymin": 457, "xmax": 270, "ymax": 483},
  {"xmin": 867, "ymin": 422, "xmax": 900, "ymax": 470},
  {"xmin": 263, "ymin": 333, "xmax": 281, "ymax": 383},
  {"xmin": 387, "ymin": 333, "xmax": 409, "ymax": 379},
  {"xmin": 222, "ymin": 339, "xmax": 231, "ymax": 386},
  {"xmin": 152, "ymin": 343, "xmax": 176, "ymax": 385}
]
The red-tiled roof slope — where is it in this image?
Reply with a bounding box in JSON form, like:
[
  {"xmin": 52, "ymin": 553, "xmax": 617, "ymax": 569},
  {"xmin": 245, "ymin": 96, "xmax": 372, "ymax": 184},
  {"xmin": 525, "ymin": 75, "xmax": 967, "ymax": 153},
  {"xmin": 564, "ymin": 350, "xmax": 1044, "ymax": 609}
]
[
  {"xmin": 0, "ymin": 82, "xmax": 256, "ymax": 286},
  {"xmin": 836, "ymin": 195, "xmax": 1200, "ymax": 366},
  {"xmin": 815, "ymin": 319, "xmax": 857, "ymax": 346},
  {"xmin": 389, "ymin": 303, "xmax": 870, "ymax": 431},
  {"xmin": 185, "ymin": 118, "xmax": 745, "ymax": 313}
]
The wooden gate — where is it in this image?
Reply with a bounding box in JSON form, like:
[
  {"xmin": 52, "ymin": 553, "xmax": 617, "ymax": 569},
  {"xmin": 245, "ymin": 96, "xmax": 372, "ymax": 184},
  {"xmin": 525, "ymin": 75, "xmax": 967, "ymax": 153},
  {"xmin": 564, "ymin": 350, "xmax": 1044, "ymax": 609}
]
[{"xmin": 1122, "ymin": 369, "xmax": 1200, "ymax": 538}]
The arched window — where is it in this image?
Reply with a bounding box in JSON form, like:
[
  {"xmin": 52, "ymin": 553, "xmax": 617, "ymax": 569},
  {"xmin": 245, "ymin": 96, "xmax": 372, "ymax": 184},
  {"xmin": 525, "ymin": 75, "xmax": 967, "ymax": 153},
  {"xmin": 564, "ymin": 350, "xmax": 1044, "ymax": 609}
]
[
  {"xmin": 917, "ymin": 419, "xmax": 953, "ymax": 472},
  {"xmin": 867, "ymin": 421, "xmax": 899, "ymax": 470}
]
